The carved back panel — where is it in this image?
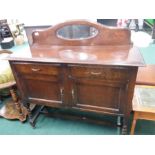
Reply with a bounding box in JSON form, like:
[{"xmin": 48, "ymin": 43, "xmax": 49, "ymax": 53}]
[{"xmin": 31, "ymin": 20, "xmax": 132, "ymax": 46}]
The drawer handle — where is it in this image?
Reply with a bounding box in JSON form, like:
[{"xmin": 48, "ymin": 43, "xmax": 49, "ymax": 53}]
[
  {"xmin": 60, "ymin": 88, "xmax": 64, "ymax": 96},
  {"xmin": 31, "ymin": 68, "xmax": 41, "ymax": 72},
  {"xmin": 60, "ymin": 88, "xmax": 64, "ymax": 102},
  {"xmin": 71, "ymin": 89, "xmax": 75, "ymax": 99},
  {"xmin": 90, "ymin": 72, "xmax": 101, "ymax": 75}
]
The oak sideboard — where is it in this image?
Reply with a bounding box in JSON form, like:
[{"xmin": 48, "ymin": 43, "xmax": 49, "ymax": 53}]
[{"xmin": 8, "ymin": 20, "xmax": 145, "ymax": 134}]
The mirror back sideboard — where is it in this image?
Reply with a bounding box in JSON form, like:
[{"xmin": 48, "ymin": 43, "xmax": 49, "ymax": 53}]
[{"xmin": 8, "ymin": 20, "xmax": 145, "ymax": 134}]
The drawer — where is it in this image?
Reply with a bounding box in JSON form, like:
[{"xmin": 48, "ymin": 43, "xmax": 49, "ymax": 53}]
[
  {"xmin": 69, "ymin": 65, "xmax": 129, "ymax": 80},
  {"xmin": 12, "ymin": 63, "xmax": 61, "ymax": 76}
]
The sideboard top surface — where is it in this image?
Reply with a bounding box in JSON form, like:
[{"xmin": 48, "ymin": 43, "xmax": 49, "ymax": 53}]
[
  {"xmin": 8, "ymin": 20, "xmax": 145, "ymax": 67},
  {"xmin": 8, "ymin": 45, "xmax": 145, "ymax": 66}
]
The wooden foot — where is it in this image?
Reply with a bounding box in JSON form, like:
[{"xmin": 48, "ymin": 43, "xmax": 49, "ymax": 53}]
[
  {"xmin": 28, "ymin": 111, "xmax": 35, "ymax": 128},
  {"xmin": 130, "ymin": 119, "xmax": 137, "ymax": 135},
  {"xmin": 29, "ymin": 119, "xmax": 36, "ymax": 128},
  {"xmin": 121, "ymin": 116, "xmax": 129, "ymax": 135},
  {"xmin": 24, "ymin": 102, "xmax": 36, "ymax": 128},
  {"xmin": 122, "ymin": 125, "xmax": 128, "ymax": 135},
  {"xmin": 130, "ymin": 112, "xmax": 137, "ymax": 135}
]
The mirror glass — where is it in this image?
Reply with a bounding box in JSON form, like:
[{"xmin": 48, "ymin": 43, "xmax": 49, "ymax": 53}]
[{"xmin": 57, "ymin": 25, "xmax": 98, "ymax": 40}]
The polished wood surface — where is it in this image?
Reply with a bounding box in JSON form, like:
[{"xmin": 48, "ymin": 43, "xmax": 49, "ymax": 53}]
[
  {"xmin": 8, "ymin": 20, "xmax": 145, "ymax": 134},
  {"xmin": 24, "ymin": 25, "xmax": 50, "ymax": 45},
  {"xmin": 8, "ymin": 20, "xmax": 144, "ymax": 67},
  {"xmin": 136, "ymin": 65, "xmax": 155, "ymax": 86},
  {"xmin": 8, "ymin": 45, "xmax": 144, "ymax": 66},
  {"xmin": 31, "ymin": 20, "xmax": 132, "ymax": 46}
]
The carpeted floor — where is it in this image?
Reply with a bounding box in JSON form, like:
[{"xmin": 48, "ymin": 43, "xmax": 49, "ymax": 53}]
[
  {"xmin": 0, "ymin": 31, "xmax": 155, "ymax": 135},
  {"xmin": 0, "ymin": 113, "xmax": 119, "ymax": 135},
  {"xmin": 140, "ymin": 43, "xmax": 155, "ymax": 64},
  {"xmin": 0, "ymin": 107, "xmax": 155, "ymax": 135}
]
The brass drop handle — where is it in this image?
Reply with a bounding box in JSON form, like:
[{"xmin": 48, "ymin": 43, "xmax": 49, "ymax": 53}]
[
  {"xmin": 71, "ymin": 89, "xmax": 75, "ymax": 99},
  {"xmin": 31, "ymin": 68, "xmax": 41, "ymax": 72},
  {"xmin": 60, "ymin": 88, "xmax": 64, "ymax": 96},
  {"xmin": 60, "ymin": 88, "xmax": 64, "ymax": 102},
  {"xmin": 90, "ymin": 72, "xmax": 101, "ymax": 75}
]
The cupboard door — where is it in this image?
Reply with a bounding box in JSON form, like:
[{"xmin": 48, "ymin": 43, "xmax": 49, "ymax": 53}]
[
  {"xmin": 11, "ymin": 62, "xmax": 64, "ymax": 108},
  {"xmin": 68, "ymin": 65, "xmax": 130, "ymax": 114}
]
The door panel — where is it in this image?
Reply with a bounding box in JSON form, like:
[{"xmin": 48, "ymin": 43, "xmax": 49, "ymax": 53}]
[
  {"xmin": 69, "ymin": 65, "xmax": 129, "ymax": 114},
  {"xmin": 12, "ymin": 62, "xmax": 64, "ymax": 107},
  {"xmin": 70, "ymin": 78, "xmax": 127, "ymax": 113},
  {"xmin": 24, "ymin": 78, "xmax": 63, "ymax": 104}
]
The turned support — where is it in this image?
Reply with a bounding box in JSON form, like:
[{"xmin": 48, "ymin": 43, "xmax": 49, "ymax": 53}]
[
  {"xmin": 121, "ymin": 116, "xmax": 130, "ymax": 135},
  {"xmin": 24, "ymin": 101, "xmax": 35, "ymax": 128},
  {"xmin": 10, "ymin": 87, "xmax": 23, "ymax": 117}
]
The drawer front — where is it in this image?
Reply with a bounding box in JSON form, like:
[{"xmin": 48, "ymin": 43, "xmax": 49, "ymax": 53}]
[
  {"xmin": 12, "ymin": 62, "xmax": 61, "ymax": 76},
  {"xmin": 69, "ymin": 65, "xmax": 130, "ymax": 81}
]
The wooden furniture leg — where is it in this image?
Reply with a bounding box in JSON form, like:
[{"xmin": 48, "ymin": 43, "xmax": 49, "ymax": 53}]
[
  {"xmin": 131, "ymin": 111, "xmax": 155, "ymax": 135},
  {"xmin": 24, "ymin": 101, "xmax": 35, "ymax": 128},
  {"xmin": 29, "ymin": 105, "xmax": 47, "ymax": 128},
  {"xmin": 9, "ymin": 87, "xmax": 28, "ymax": 122},
  {"xmin": 122, "ymin": 119, "xmax": 128, "ymax": 135},
  {"xmin": 130, "ymin": 112, "xmax": 138, "ymax": 135},
  {"xmin": 122, "ymin": 114, "xmax": 130, "ymax": 135},
  {"xmin": 10, "ymin": 88, "xmax": 22, "ymax": 116}
]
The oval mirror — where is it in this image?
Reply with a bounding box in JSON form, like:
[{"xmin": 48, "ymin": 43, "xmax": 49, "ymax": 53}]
[{"xmin": 56, "ymin": 25, "xmax": 98, "ymax": 40}]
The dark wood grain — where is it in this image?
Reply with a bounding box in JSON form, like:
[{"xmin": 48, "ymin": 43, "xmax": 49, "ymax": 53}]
[
  {"xmin": 32, "ymin": 20, "xmax": 132, "ymax": 46},
  {"xmin": 136, "ymin": 65, "xmax": 155, "ymax": 86},
  {"xmin": 8, "ymin": 20, "xmax": 145, "ymax": 134}
]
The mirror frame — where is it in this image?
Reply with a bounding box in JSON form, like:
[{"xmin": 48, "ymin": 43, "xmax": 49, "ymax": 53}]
[{"xmin": 56, "ymin": 24, "xmax": 99, "ymax": 40}]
